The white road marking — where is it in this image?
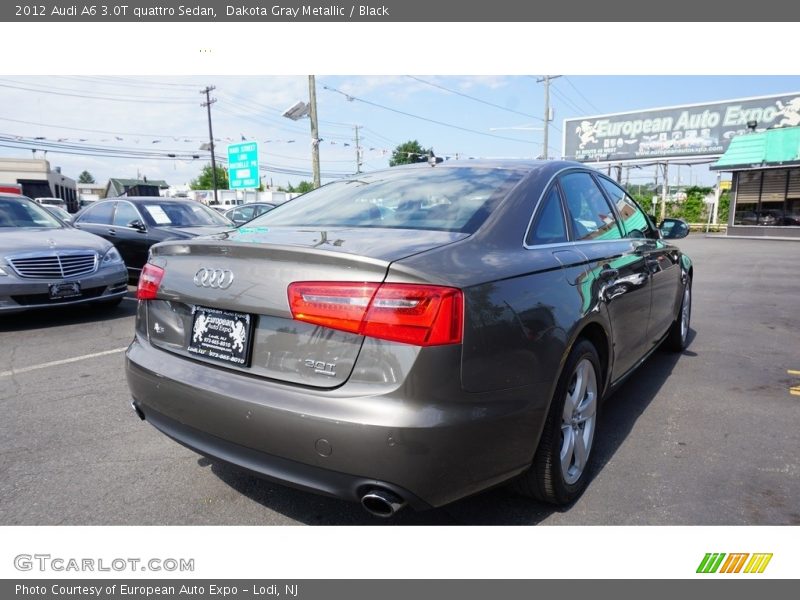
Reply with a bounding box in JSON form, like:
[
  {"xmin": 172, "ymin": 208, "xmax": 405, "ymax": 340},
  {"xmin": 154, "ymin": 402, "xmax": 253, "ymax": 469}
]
[{"xmin": 0, "ymin": 347, "xmax": 128, "ymax": 378}]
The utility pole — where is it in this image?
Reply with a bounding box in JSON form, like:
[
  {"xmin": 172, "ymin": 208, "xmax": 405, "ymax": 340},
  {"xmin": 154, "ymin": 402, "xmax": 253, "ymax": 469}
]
[
  {"xmin": 537, "ymin": 75, "xmax": 561, "ymax": 159},
  {"xmin": 354, "ymin": 124, "xmax": 363, "ymax": 174},
  {"xmin": 200, "ymin": 85, "xmax": 218, "ymax": 204},
  {"xmin": 661, "ymin": 163, "xmax": 669, "ymax": 223},
  {"xmin": 308, "ymin": 75, "xmax": 321, "ymax": 189}
]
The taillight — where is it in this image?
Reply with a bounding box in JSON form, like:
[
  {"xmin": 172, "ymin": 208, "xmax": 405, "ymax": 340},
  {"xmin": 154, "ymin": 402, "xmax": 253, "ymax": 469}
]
[
  {"xmin": 288, "ymin": 281, "xmax": 463, "ymax": 346},
  {"xmin": 137, "ymin": 263, "xmax": 165, "ymax": 300}
]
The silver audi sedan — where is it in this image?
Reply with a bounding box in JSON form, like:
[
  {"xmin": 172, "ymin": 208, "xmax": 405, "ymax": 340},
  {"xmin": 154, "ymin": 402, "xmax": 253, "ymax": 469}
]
[
  {"xmin": 0, "ymin": 193, "xmax": 128, "ymax": 313},
  {"xmin": 126, "ymin": 161, "xmax": 692, "ymax": 516}
]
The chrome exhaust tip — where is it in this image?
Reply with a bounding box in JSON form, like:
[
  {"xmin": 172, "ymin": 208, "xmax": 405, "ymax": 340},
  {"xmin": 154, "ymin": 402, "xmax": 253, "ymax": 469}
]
[{"xmin": 361, "ymin": 489, "xmax": 406, "ymax": 518}]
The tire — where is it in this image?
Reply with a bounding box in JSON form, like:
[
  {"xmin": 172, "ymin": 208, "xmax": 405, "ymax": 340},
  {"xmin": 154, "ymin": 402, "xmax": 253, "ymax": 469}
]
[
  {"xmin": 664, "ymin": 277, "xmax": 691, "ymax": 352},
  {"xmin": 515, "ymin": 339, "xmax": 601, "ymax": 505}
]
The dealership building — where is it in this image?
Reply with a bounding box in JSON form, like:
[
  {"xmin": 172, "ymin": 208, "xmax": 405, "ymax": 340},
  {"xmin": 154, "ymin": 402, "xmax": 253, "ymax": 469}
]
[
  {"xmin": 711, "ymin": 126, "xmax": 800, "ymax": 237},
  {"xmin": 563, "ymin": 91, "xmax": 800, "ymax": 238}
]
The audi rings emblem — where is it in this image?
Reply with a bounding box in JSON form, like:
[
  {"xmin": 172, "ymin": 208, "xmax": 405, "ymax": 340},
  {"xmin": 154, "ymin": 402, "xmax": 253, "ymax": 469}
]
[{"xmin": 193, "ymin": 268, "xmax": 234, "ymax": 289}]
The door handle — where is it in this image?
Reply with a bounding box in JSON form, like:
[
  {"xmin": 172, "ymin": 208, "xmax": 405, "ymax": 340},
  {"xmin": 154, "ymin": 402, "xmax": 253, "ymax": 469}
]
[{"xmin": 107, "ymin": 228, "xmax": 117, "ymax": 236}]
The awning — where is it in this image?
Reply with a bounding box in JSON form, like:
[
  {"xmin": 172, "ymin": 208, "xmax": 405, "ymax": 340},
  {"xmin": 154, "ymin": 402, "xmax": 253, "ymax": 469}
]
[{"xmin": 711, "ymin": 126, "xmax": 800, "ymax": 170}]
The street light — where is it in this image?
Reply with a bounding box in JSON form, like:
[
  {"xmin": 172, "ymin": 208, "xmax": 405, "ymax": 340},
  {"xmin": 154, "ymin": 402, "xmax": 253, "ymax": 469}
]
[{"xmin": 282, "ymin": 76, "xmax": 321, "ymax": 189}]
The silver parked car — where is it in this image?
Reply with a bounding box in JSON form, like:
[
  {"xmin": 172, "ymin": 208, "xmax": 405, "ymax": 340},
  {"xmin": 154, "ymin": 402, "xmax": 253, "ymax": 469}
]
[
  {"xmin": 0, "ymin": 193, "xmax": 128, "ymax": 312},
  {"xmin": 126, "ymin": 161, "xmax": 692, "ymax": 516}
]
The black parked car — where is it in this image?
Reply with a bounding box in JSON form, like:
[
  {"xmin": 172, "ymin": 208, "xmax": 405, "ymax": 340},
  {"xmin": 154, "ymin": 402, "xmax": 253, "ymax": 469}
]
[
  {"xmin": 126, "ymin": 161, "xmax": 693, "ymax": 515},
  {"xmin": 73, "ymin": 197, "xmax": 233, "ymax": 279}
]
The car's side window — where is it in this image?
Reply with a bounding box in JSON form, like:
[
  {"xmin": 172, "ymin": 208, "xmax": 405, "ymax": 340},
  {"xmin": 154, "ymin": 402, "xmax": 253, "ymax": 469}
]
[
  {"xmin": 559, "ymin": 172, "xmax": 622, "ymax": 242},
  {"xmin": 113, "ymin": 202, "xmax": 141, "ymax": 227},
  {"xmin": 597, "ymin": 177, "xmax": 654, "ymax": 239},
  {"xmin": 77, "ymin": 202, "xmax": 114, "ymax": 225},
  {"xmin": 526, "ymin": 186, "xmax": 568, "ymax": 246}
]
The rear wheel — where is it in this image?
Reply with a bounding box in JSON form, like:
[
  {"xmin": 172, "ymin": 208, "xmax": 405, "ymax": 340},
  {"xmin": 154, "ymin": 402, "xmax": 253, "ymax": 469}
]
[
  {"xmin": 515, "ymin": 339, "xmax": 600, "ymax": 505},
  {"xmin": 664, "ymin": 277, "xmax": 691, "ymax": 352}
]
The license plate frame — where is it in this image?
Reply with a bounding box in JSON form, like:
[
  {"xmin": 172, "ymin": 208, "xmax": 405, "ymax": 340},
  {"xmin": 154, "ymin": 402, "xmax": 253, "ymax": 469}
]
[
  {"xmin": 187, "ymin": 306, "xmax": 254, "ymax": 367},
  {"xmin": 49, "ymin": 281, "xmax": 81, "ymax": 299}
]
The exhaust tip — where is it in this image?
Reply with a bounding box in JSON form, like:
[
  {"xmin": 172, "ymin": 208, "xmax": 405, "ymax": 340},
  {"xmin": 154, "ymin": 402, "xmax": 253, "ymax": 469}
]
[
  {"xmin": 361, "ymin": 489, "xmax": 406, "ymax": 518},
  {"xmin": 131, "ymin": 401, "xmax": 145, "ymax": 421}
]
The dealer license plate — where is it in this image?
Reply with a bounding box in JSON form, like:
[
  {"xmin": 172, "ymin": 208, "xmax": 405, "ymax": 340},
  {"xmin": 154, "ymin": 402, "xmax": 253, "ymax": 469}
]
[
  {"xmin": 49, "ymin": 282, "xmax": 81, "ymax": 299},
  {"xmin": 187, "ymin": 306, "xmax": 253, "ymax": 367}
]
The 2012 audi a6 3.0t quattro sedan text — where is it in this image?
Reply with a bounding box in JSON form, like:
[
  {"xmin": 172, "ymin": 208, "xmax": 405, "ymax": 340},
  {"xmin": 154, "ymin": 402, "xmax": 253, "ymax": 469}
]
[
  {"xmin": 125, "ymin": 160, "xmax": 692, "ymax": 516},
  {"xmin": 0, "ymin": 193, "xmax": 128, "ymax": 313}
]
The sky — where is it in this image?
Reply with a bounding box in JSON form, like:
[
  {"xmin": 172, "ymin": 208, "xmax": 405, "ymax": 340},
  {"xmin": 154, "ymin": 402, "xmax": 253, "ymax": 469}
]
[{"xmin": 2, "ymin": 74, "xmax": 799, "ymax": 192}]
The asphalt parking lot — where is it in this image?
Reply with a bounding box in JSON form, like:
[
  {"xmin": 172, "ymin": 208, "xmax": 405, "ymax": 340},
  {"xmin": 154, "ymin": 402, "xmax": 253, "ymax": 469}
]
[{"xmin": 1, "ymin": 236, "xmax": 799, "ymax": 525}]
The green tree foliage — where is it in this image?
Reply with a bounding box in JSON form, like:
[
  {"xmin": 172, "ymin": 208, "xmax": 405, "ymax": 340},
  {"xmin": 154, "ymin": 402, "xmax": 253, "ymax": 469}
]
[
  {"xmin": 717, "ymin": 191, "xmax": 730, "ymax": 222},
  {"xmin": 389, "ymin": 140, "xmax": 430, "ymax": 166},
  {"xmin": 190, "ymin": 164, "xmax": 229, "ymax": 190},
  {"xmin": 279, "ymin": 180, "xmax": 314, "ymax": 194},
  {"xmin": 77, "ymin": 170, "xmax": 95, "ymax": 184}
]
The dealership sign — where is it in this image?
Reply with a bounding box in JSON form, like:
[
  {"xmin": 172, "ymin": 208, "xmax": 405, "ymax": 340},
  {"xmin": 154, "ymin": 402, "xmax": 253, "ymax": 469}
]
[{"xmin": 563, "ymin": 92, "xmax": 800, "ymax": 162}]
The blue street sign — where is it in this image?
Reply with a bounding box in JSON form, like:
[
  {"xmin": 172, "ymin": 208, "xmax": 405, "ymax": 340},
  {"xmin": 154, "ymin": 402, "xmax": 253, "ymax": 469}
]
[{"xmin": 227, "ymin": 142, "xmax": 259, "ymax": 189}]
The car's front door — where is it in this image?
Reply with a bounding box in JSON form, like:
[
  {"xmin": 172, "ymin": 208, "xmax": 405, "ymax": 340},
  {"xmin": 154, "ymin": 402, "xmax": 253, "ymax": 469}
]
[
  {"xmin": 559, "ymin": 171, "xmax": 653, "ymax": 380},
  {"xmin": 596, "ymin": 176, "xmax": 682, "ymax": 350}
]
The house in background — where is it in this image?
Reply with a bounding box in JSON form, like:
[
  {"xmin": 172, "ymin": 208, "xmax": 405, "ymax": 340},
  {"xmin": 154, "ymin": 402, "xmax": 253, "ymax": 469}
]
[{"xmin": 105, "ymin": 177, "xmax": 169, "ymax": 198}]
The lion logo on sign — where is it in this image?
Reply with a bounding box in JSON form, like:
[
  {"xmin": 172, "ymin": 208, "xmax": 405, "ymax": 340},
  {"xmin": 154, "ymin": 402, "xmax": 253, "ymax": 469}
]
[
  {"xmin": 576, "ymin": 120, "xmax": 599, "ymax": 149},
  {"xmin": 192, "ymin": 313, "xmax": 208, "ymax": 343},
  {"xmin": 775, "ymin": 97, "xmax": 800, "ymax": 128},
  {"xmin": 231, "ymin": 320, "xmax": 246, "ymax": 353}
]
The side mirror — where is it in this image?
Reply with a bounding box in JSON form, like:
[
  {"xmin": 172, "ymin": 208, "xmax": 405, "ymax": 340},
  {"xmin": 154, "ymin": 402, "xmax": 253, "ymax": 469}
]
[
  {"xmin": 659, "ymin": 218, "xmax": 689, "ymax": 239},
  {"xmin": 128, "ymin": 219, "xmax": 146, "ymax": 232}
]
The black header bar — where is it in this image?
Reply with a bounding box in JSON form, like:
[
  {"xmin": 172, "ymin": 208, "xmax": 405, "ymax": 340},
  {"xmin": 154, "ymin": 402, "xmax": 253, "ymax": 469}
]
[{"xmin": 4, "ymin": 0, "xmax": 800, "ymax": 22}]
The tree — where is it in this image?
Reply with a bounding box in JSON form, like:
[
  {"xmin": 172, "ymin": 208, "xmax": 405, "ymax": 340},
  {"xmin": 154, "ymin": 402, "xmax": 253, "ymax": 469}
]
[
  {"xmin": 190, "ymin": 164, "xmax": 229, "ymax": 190},
  {"xmin": 389, "ymin": 140, "xmax": 430, "ymax": 167},
  {"xmin": 279, "ymin": 180, "xmax": 314, "ymax": 194},
  {"xmin": 717, "ymin": 191, "xmax": 730, "ymax": 223},
  {"xmin": 78, "ymin": 170, "xmax": 95, "ymax": 184}
]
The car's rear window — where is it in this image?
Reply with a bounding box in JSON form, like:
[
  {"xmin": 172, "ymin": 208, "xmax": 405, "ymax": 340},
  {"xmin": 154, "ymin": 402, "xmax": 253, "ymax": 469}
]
[{"xmin": 250, "ymin": 167, "xmax": 526, "ymax": 233}]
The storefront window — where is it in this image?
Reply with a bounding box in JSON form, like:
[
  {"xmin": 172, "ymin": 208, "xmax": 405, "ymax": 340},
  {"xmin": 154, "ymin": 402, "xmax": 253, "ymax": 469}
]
[{"xmin": 732, "ymin": 169, "xmax": 800, "ymax": 226}]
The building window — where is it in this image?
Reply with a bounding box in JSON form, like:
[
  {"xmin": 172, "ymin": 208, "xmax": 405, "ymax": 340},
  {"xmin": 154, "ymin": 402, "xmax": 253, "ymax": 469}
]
[{"xmin": 733, "ymin": 168, "xmax": 800, "ymax": 226}]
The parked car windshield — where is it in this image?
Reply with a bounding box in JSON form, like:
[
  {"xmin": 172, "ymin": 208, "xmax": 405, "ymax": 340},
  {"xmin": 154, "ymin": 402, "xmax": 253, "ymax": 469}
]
[
  {"xmin": 138, "ymin": 201, "xmax": 233, "ymax": 227},
  {"xmin": 0, "ymin": 196, "xmax": 63, "ymax": 229},
  {"xmin": 250, "ymin": 167, "xmax": 526, "ymax": 233}
]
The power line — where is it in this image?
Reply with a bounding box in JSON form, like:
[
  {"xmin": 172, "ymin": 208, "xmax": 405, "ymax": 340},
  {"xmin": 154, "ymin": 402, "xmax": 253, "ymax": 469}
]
[
  {"xmin": 54, "ymin": 75, "xmax": 201, "ymax": 91},
  {"xmin": 0, "ymin": 81, "xmax": 196, "ymax": 105},
  {"xmin": 0, "ymin": 116, "xmax": 206, "ymax": 140},
  {"xmin": 563, "ymin": 77, "xmax": 602, "ymax": 114},
  {"xmin": 323, "ymin": 85, "xmax": 538, "ymax": 146},
  {"xmin": 406, "ymin": 75, "xmax": 543, "ymax": 121}
]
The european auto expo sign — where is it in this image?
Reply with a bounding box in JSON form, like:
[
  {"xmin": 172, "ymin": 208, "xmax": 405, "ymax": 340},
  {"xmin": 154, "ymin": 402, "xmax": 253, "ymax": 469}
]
[{"xmin": 563, "ymin": 92, "xmax": 800, "ymax": 162}]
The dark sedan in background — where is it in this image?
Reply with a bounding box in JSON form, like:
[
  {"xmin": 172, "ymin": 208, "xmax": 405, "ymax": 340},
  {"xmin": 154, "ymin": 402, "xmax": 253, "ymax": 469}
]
[
  {"xmin": 0, "ymin": 193, "xmax": 128, "ymax": 313},
  {"xmin": 73, "ymin": 197, "xmax": 234, "ymax": 280},
  {"xmin": 126, "ymin": 161, "xmax": 692, "ymax": 516}
]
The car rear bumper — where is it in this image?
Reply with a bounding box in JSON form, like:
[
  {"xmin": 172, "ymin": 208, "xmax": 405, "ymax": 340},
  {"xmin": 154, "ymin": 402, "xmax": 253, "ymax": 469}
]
[{"xmin": 125, "ymin": 334, "xmax": 547, "ymax": 508}]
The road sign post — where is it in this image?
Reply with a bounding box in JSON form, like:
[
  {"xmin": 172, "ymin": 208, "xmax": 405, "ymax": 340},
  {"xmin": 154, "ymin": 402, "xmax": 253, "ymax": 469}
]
[{"xmin": 227, "ymin": 142, "xmax": 260, "ymax": 189}]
